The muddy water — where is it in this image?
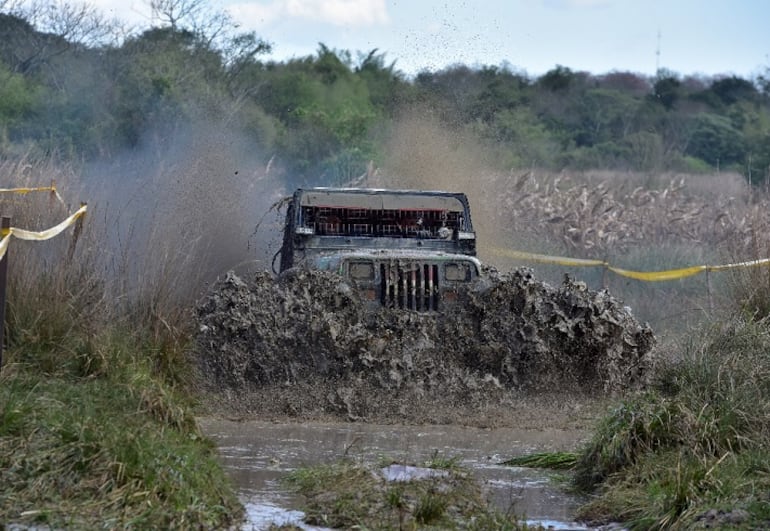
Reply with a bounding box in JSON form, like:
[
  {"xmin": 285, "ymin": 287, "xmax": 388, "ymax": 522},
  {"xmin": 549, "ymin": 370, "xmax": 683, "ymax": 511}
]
[{"xmin": 199, "ymin": 418, "xmax": 594, "ymax": 530}]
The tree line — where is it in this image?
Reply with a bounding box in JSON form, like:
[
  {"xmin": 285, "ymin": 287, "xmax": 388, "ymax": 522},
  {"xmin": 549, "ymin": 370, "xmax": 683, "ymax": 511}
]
[{"xmin": 1, "ymin": 0, "xmax": 769, "ymax": 185}]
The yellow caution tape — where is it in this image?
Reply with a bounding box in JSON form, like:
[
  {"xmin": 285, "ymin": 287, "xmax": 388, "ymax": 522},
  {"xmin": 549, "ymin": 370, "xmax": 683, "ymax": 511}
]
[
  {"xmin": 488, "ymin": 246, "xmax": 770, "ymax": 282},
  {"xmin": 0, "ymin": 186, "xmax": 55, "ymax": 194},
  {"xmin": 607, "ymin": 265, "xmax": 707, "ymax": 281},
  {"xmin": 0, "ymin": 205, "xmax": 87, "ymax": 262},
  {"xmin": 0, "ymin": 183, "xmax": 66, "ymax": 205},
  {"xmin": 708, "ymin": 257, "xmax": 770, "ymax": 271},
  {"xmin": 489, "ymin": 248, "xmax": 607, "ymax": 267},
  {"xmin": 7, "ymin": 204, "xmax": 87, "ymax": 241}
]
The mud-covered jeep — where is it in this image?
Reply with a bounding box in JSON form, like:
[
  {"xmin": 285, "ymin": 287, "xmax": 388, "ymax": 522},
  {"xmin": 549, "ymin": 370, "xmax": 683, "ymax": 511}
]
[{"xmin": 277, "ymin": 187, "xmax": 482, "ymax": 311}]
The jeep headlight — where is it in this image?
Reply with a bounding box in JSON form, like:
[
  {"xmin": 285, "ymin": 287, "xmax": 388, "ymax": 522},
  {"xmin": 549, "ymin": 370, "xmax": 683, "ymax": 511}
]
[
  {"xmin": 445, "ymin": 263, "xmax": 470, "ymax": 281},
  {"xmin": 348, "ymin": 261, "xmax": 374, "ymax": 280}
]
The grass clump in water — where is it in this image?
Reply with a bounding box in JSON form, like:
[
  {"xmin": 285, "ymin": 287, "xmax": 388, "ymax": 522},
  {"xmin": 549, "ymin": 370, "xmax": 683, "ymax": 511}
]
[
  {"xmin": 285, "ymin": 457, "xmax": 543, "ymax": 530},
  {"xmin": 572, "ymin": 318, "xmax": 770, "ymax": 529},
  {"xmin": 501, "ymin": 452, "xmax": 578, "ymax": 470},
  {"xmin": 423, "ymin": 449, "xmax": 463, "ymax": 470}
]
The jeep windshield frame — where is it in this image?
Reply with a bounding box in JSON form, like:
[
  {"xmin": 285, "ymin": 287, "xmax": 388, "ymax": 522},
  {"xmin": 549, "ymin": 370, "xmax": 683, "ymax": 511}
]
[{"xmin": 279, "ymin": 188, "xmax": 477, "ymax": 273}]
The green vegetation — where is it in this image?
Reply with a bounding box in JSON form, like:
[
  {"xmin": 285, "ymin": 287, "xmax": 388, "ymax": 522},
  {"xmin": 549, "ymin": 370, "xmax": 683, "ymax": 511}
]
[
  {"xmin": 0, "ymin": 363, "xmax": 242, "ymax": 528},
  {"xmin": 502, "ymin": 452, "xmax": 578, "ymax": 471},
  {"xmin": 285, "ymin": 457, "xmax": 542, "ymax": 530},
  {"xmin": 498, "ymin": 242, "xmax": 770, "ymax": 529},
  {"xmin": 569, "ymin": 316, "xmax": 770, "ymax": 529},
  {"xmin": 502, "ymin": 313, "xmax": 770, "ymax": 529},
  {"xmin": 0, "ymin": 170, "xmax": 243, "ymax": 526},
  {"xmin": 423, "ymin": 450, "xmax": 463, "ymax": 471},
  {"xmin": 1, "ymin": 3, "xmax": 769, "ymax": 184},
  {"xmin": 3, "ymin": 2, "xmax": 770, "ymax": 529}
]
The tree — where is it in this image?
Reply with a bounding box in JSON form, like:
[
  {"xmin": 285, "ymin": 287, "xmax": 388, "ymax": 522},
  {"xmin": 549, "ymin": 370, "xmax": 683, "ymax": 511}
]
[
  {"xmin": 149, "ymin": 0, "xmax": 205, "ymax": 29},
  {"xmin": 107, "ymin": 25, "xmax": 225, "ymax": 149},
  {"xmin": 538, "ymin": 65, "xmax": 575, "ymax": 92},
  {"xmin": 355, "ymin": 48, "xmax": 408, "ymax": 111},
  {"xmin": 248, "ymin": 45, "xmax": 382, "ymax": 184},
  {"xmin": 149, "ymin": 0, "xmax": 270, "ymax": 64},
  {"xmin": 709, "ymin": 76, "xmax": 758, "ymax": 106},
  {"xmin": 470, "ymin": 65, "xmax": 529, "ymax": 122},
  {"xmin": 0, "ymin": 59, "xmax": 37, "ymax": 147},
  {"xmin": 652, "ymin": 73, "xmax": 681, "ymax": 110},
  {"xmin": 570, "ymin": 88, "xmax": 639, "ymax": 147},
  {"xmin": 0, "ymin": 1, "xmax": 119, "ymax": 76},
  {"xmin": 685, "ymin": 113, "xmax": 746, "ymax": 167},
  {"xmin": 596, "ymin": 71, "xmax": 651, "ymax": 96}
]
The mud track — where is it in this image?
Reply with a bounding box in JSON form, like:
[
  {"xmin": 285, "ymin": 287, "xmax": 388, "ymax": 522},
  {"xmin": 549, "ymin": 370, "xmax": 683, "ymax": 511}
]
[{"xmin": 194, "ymin": 268, "xmax": 654, "ymax": 426}]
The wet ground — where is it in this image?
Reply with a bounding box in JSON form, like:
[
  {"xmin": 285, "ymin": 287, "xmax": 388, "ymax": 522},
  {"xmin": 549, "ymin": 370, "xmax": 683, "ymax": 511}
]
[{"xmin": 199, "ymin": 418, "xmax": 598, "ymax": 530}]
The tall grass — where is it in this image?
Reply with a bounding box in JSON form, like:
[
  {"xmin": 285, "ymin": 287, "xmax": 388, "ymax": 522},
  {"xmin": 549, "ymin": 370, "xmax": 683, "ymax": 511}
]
[
  {"xmin": 0, "ymin": 360, "xmax": 241, "ymax": 528},
  {"xmin": 572, "ymin": 318, "xmax": 770, "ymax": 528},
  {"xmin": 725, "ymin": 205, "xmax": 770, "ymax": 321},
  {"xmin": 0, "ymin": 155, "xmax": 243, "ymax": 528}
]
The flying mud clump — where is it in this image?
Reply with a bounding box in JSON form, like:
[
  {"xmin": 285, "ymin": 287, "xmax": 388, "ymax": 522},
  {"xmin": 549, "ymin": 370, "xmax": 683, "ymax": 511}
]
[{"xmin": 195, "ymin": 268, "xmax": 655, "ymax": 421}]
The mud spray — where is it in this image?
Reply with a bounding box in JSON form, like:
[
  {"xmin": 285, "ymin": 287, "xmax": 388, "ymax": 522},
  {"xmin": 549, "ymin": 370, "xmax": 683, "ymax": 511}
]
[
  {"xmin": 193, "ymin": 112, "xmax": 656, "ymax": 424},
  {"xmin": 195, "ymin": 266, "xmax": 654, "ymax": 423}
]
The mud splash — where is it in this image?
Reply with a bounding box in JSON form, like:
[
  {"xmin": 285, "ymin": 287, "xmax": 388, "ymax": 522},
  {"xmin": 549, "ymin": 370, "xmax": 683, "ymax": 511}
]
[{"xmin": 194, "ymin": 267, "xmax": 654, "ymax": 422}]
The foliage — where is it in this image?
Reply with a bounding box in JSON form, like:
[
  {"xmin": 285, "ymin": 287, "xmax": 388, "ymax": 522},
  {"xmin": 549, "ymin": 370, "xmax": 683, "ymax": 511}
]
[
  {"xmin": 0, "ymin": 357, "xmax": 242, "ymax": 528},
  {"xmin": 686, "ymin": 113, "xmax": 746, "ymax": 167},
  {"xmin": 651, "ymin": 73, "xmax": 682, "ymax": 110},
  {"xmin": 502, "ymin": 452, "xmax": 578, "ymax": 470},
  {"xmin": 0, "ymin": 61, "xmax": 36, "ymax": 124},
  {"xmin": 0, "ymin": 156, "xmax": 243, "ymax": 528},
  {"xmin": 572, "ymin": 318, "xmax": 770, "ymax": 529},
  {"xmin": 1, "ymin": 4, "xmax": 769, "ymax": 183},
  {"xmin": 0, "ymin": 269, "xmax": 241, "ymax": 527}
]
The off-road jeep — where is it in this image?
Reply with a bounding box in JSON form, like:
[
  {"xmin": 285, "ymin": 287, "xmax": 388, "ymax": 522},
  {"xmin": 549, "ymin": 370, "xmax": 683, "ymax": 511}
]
[{"xmin": 277, "ymin": 187, "xmax": 482, "ymax": 311}]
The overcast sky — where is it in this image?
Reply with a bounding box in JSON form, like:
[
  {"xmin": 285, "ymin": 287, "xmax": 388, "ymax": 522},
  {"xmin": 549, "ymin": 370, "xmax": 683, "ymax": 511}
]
[{"xmin": 74, "ymin": 0, "xmax": 770, "ymax": 78}]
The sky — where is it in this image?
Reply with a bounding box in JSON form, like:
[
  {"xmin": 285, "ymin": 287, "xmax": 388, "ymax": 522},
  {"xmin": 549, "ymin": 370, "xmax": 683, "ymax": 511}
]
[{"xmin": 62, "ymin": 0, "xmax": 770, "ymax": 78}]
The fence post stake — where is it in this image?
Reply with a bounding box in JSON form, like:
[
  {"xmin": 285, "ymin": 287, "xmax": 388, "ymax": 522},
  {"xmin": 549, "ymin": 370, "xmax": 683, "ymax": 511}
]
[
  {"xmin": 67, "ymin": 202, "xmax": 86, "ymax": 262},
  {"xmin": 706, "ymin": 269, "xmax": 714, "ymax": 312},
  {"xmin": 0, "ymin": 216, "xmax": 10, "ymax": 369},
  {"xmin": 602, "ymin": 263, "xmax": 608, "ymax": 290}
]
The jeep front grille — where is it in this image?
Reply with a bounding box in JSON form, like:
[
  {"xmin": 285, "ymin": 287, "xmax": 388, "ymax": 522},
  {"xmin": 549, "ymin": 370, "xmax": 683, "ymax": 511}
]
[{"xmin": 380, "ymin": 262, "xmax": 439, "ymax": 311}]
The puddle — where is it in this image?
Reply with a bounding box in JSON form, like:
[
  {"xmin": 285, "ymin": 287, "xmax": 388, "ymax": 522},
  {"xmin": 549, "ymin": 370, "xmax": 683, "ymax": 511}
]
[
  {"xmin": 243, "ymin": 502, "xmax": 325, "ymax": 530},
  {"xmin": 199, "ymin": 418, "xmax": 593, "ymax": 530},
  {"xmin": 380, "ymin": 463, "xmax": 449, "ymax": 481}
]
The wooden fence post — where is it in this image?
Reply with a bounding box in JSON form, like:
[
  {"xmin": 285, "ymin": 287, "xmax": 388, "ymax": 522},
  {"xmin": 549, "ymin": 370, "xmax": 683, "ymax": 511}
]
[
  {"xmin": 67, "ymin": 202, "xmax": 86, "ymax": 262},
  {"xmin": 602, "ymin": 263, "xmax": 609, "ymax": 290},
  {"xmin": 0, "ymin": 216, "xmax": 10, "ymax": 369},
  {"xmin": 50, "ymin": 179, "xmax": 57, "ymax": 208}
]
